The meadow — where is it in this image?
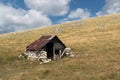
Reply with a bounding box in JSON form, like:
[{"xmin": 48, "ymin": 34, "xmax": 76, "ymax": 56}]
[{"xmin": 0, "ymin": 14, "xmax": 120, "ymax": 80}]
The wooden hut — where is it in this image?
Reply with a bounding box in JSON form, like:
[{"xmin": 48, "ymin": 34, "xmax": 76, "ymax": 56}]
[{"xmin": 26, "ymin": 35, "xmax": 66, "ymax": 60}]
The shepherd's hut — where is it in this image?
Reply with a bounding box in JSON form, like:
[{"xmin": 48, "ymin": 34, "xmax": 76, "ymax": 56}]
[{"xmin": 26, "ymin": 35, "xmax": 66, "ymax": 60}]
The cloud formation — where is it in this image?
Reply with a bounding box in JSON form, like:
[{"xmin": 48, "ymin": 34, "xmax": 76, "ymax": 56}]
[
  {"xmin": 68, "ymin": 8, "xmax": 90, "ymax": 19},
  {"xmin": 60, "ymin": 8, "xmax": 90, "ymax": 23},
  {"xmin": 24, "ymin": 0, "xmax": 70, "ymax": 16},
  {"xmin": 96, "ymin": 0, "xmax": 120, "ymax": 16},
  {"xmin": 0, "ymin": 0, "xmax": 71, "ymax": 34},
  {"xmin": 0, "ymin": 4, "xmax": 52, "ymax": 34}
]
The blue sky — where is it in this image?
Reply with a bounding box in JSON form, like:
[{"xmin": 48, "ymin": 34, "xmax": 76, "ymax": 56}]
[{"xmin": 0, "ymin": 0, "xmax": 120, "ymax": 34}]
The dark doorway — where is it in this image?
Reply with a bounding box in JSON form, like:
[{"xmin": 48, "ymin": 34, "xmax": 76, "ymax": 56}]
[
  {"xmin": 46, "ymin": 43, "xmax": 53, "ymax": 59},
  {"xmin": 55, "ymin": 50, "xmax": 59, "ymax": 55}
]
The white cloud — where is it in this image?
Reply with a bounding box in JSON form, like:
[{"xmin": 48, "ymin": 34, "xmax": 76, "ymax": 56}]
[
  {"xmin": 96, "ymin": 0, "xmax": 120, "ymax": 16},
  {"xmin": 24, "ymin": 0, "xmax": 70, "ymax": 16},
  {"xmin": 59, "ymin": 8, "xmax": 90, "ymax": 23},
  {"xmin": 68, "ymin": 8, "xmax": 90, "ymax": 19},
  {"xmin": 0, "ymin": 4, "xmax": 52, "ymax": 33}
]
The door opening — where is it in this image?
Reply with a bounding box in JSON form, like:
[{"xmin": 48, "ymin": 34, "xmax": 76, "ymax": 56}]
[{"xmin": 46, "ymin": 43, "xmax": 53, "ymax": 59}]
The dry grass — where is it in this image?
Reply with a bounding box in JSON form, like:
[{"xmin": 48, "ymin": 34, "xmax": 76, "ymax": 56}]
[{"xmin": 0, "ymin": 13, "xmax": 120, "ymax": 80}]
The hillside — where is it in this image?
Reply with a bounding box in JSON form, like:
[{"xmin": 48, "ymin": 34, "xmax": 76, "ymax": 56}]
[{"xmin": 0, "ymin": 14, "xmax": 120, "ymax": 80}]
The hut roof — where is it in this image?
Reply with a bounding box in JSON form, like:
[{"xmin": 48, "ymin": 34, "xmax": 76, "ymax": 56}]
[{"xmin": 26, "ymin": 35, "xmax": 65, "ymax": 51}]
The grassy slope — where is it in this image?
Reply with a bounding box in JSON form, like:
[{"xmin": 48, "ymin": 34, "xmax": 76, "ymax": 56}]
[{"xmin": 0, "ymin": 14, "xmax": 120, "ymax": 80}]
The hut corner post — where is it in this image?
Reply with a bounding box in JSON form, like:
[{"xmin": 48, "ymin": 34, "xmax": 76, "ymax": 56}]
[{"xmin": 53, "ymin": 44, "xmax": 56, "ymax": 60}]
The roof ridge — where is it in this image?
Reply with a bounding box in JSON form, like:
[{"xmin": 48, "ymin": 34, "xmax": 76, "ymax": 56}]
[{"xmin": 48, "ymin": 35, "xmax": 56, "ymax": 40}]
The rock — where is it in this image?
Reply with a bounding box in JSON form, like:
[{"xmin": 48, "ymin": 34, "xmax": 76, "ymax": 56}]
[{"xmin": 69, "ymin": 54, "xmax": 75, "ymax": 58}]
